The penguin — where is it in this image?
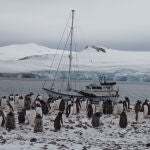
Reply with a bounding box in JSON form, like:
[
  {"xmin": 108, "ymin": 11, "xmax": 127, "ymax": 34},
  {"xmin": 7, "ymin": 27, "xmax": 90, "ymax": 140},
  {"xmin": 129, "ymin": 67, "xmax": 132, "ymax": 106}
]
[
  {"xmin": 66, "ymin": 103, "xmax": 73, "ymax": 117},
  {"xmin": 125, "ymin": 97, "xmax": 131, "ymax": 109},
  {"xmin": 18, "ymin": 109, "xmax": 26, "ymax": 124},
  {"xmin": 24, "ymin": 94, "xmax": 31, "ymax": 110},
  {"xmin": 91, "ymin": 112, "xmax": 102, "ymax": 128},
  {"xmin": 135, "ymin": 108, "xmax": 144, "ymax": 124},
  {"xmin": 18, "ymin": 96, "xmax": 24, "ymax": 109},
  {"xmin": 54, "ymin": 111, "xmax": 63, "ymax": 131},
  {"xmin": 142, "ymin": 100, "xmax": 150, "ymax": 117},
  {"xmin": 51, "ymin": 97, "xmax": 60, "ymax": 110},
  {"xmin": 87, "ymin": 103, "xmax": 93, "ymax": 119},
  {"xmin": 114, "ymin": 101, "xmax": 124, "ymax": 115},
  {"xmin": 9, "ymin": 97, "xmax": 15, "ymax": 111},
  {"xmin": 14, "ymin": 94, "xmax": 19, "ymax": 105},
  {"xmin": 59, "ymin": 99, "xmax": 65, "ymax": 113},
  {"xmin": 39, "ymin": 100, "xmax": 49, "ymax": 115},
  {"xmin": 29, "ymin": 105, "xmax": 36, "ymax": 127},
  {"xmin": 107, "ymin": 99, "xmax": 113, "ymax": 114},
  {"xmin": 6, "ymin": 101, "xmax": 14, "ymax": 114},
  {"xmin": 123, "ymin": 100, "xmax": 128, "ymax": 111},
  {"xmin": 9, "ymin": 94, "xmax": 14, "ymax": 100},
  {"xmin": 119, "ymin": 111, "xmax": 128, "ymax": 128},
  {"xmin": 0, "ymin": 109, "xmax": 5, "ymax": 127},
  {"xmin": 6, "ymin": 111, "xmax": 15, "ymax": 130},
  {"xmin": 75, "ymin": 98, "xmax": 81, "ymax": 114},
  {"xmin": 0, "ymin": 96, "xmax": 7, "ymax": 109},
  {"xmin": 48, "ymin": 100, "xmax": 55, "ymax": 114},
  {"xmin": 135, "ymin": 100, "xmax": 142, "ymax": 114},
  {"xmin": 29, "ymin": 92, "xmax": 35, "ymax": 106},
  {"xmin": 36, "ymin": 94, "xmax": 42, "ymax": 101},
  {"xmin": 34, "ymin": 114, "xmax": 43, "ymax": 133},
  {"xmin": 35, "ymin": 103, "xmax": 43, "ymax": 117}
]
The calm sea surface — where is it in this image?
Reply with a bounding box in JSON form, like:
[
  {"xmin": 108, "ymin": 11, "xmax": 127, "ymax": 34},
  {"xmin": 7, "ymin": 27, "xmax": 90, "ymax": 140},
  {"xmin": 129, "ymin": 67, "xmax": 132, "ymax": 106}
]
[{"xmin": 0, "ymin": 78, "xmax": 150, "ymax": 104}]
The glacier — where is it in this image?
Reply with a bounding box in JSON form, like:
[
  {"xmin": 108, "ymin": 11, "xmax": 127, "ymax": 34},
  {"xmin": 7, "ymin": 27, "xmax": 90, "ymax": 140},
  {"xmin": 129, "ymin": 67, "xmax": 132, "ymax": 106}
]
[{"xmin": 0, "ymin": 43, "xmax": 150, "ymax": 82}]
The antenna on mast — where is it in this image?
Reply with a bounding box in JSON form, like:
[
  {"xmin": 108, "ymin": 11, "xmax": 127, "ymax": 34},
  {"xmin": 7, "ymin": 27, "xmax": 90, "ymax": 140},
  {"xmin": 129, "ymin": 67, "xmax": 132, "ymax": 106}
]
[{"xmin": 67, "ymin": 10, "xmax": 75, "ymax": 90}]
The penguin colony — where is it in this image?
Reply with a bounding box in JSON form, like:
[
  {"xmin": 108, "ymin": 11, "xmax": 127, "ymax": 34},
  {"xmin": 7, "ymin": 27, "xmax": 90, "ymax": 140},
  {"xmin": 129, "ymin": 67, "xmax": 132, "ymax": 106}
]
[{"xmin": 0, "ymin": 94, "xmax": 150, "ymax": 132}]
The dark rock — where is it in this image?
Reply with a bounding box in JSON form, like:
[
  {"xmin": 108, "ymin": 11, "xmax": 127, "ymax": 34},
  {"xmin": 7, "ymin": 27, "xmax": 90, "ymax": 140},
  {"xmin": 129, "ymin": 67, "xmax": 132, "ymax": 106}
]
[
  {"xmin": 146, "ymin": 143, "xmax": 150, "ymax": 147},
  {"xmin": 30, "ymin": 138, "xmax": 37, "ymax": 142}
]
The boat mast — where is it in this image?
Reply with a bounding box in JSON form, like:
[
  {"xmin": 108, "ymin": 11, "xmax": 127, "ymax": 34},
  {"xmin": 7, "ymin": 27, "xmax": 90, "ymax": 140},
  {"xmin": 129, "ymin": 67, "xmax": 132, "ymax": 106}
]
[{"xmin": 67, "ymin": 10, "xmax": 75, "ymax": 90}]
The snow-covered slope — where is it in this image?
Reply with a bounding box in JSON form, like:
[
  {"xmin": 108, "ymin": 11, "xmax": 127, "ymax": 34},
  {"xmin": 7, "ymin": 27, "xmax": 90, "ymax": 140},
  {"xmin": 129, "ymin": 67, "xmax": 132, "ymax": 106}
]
[{"xmin": 0, "ymin": 43, "xmax": 150, "ymax": 81}]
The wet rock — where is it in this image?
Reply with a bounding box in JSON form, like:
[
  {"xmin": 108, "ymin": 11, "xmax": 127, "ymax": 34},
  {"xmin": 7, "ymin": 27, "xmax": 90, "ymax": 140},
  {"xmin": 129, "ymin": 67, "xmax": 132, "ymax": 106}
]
[
  {"xmin": 0, "ymin": 136, "xmax": 6, "ymax": 144},
  {"xmin": 30, "ymin": 138, "xmax": 37, "ymax": 142},
  {"xmin": 146, "ymin": 143, "xmax": 150, "ymax": 147},
  {"xmin": 48, "ymin": 141, "xmax": 57, "ymax": 145}
]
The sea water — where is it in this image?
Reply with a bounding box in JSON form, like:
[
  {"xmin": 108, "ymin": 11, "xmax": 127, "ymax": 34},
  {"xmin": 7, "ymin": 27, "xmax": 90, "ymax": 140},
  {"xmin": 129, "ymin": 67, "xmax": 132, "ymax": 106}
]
[{"xmin": 0, "ymin": 78, "xmax": 150, "ymax": 104}]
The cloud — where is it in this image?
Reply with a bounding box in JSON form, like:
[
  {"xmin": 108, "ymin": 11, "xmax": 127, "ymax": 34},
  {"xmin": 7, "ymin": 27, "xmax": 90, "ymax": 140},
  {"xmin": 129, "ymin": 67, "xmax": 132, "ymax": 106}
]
[{"xmin": 0, "ymin": 0, "xmax": 150, "ymax": 50}]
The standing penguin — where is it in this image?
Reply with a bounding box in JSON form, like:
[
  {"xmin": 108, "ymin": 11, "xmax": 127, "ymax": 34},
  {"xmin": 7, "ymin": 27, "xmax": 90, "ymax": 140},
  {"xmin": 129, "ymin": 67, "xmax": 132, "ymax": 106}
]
[
  {"xmin": 14, "ymin": 94, "xmax": 19, "ymax": 105},
  {"xmin": 125, "ymin": 97, "xmax": 131, "ymax": 109},
  {"xmin": 6, "ymin": 101, "xmax": 14, "ymax": 114},
  {"xmin": 0, "ymin": 109, "xmax": 5, "ymax": 127},
  {"xmin": 114, "ymin": 101, "xmax": 124, "ymax": 115},
  {"xmin": 136, "ymin": 108, "xmax": 144, "ymax": 124},
  {"xmin": 34, "ymin": 114, "xmax": 43, "ymax": 133},
  {"xmin": 39, "ymin": 100, "xmax": 49, "ymax": 115},
  {"xmin": 81, "ymin": 98, "xmax": 87, "ymax": 111},
  {"xmin": 18, "ymin": 96, "xmax": 24, "ymax": 109},
  {"xmin": 6, "ymin": 111, "xmax": 15, "ymax": 130},
  {"xmin": 119, "ymin": 111, "xmax": 128, "ymax": 128},
  {"xmin": 135, "ymin": 100, "xmax": 142, "ymax": 113},
  {"xmin": 59, "ymin": 99, "xmax": 65, "ymax": 113},
  {"xmin": 24, "ymin": 94, "xmax": 31, "ymax": 110},
  {"xmin": 18, "ymin": 109, "xmax": 26, "ymax": 124},
  {"xmin": 87, "ymin": 103, "xmax": 93, "ymax": 119},
  {"xmin": 9, "ymin": 97, "xmax": 15, "ymax": 111},
  {"xmin": 66, "ymin": 103, "xmax": 73, "ymax": 117},
  {"xmin": 29, "ymin": 105, "xmax": 36, "ymax": 127},
  {"xmin": 0, "ymin": 96, "xmax": 7, "ymax": 109},
  {"xmin": 142, "ymin": 99, "xmax": 150, "ymax": 117},
  {"xmin": 54, "ymin": 112, "xmax": 63, "ymax": 131},
  {"xmin": 30, "ymin": 92, "xmax": 35, "ymax": 106},
  {"xmin": 91, "ymin": 112, "xmax": 102, "ymax": 128},
  {"xmin": 35, "ymin": 103, "xmax": 43, "ymax": 118}
]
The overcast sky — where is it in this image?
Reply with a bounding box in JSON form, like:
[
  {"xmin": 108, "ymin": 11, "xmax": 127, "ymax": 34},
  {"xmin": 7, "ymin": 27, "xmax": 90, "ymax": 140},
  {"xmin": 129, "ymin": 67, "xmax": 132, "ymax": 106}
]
[{"xmin": 0, "ymin": 0, "xmax": 150, "ymax": 51}]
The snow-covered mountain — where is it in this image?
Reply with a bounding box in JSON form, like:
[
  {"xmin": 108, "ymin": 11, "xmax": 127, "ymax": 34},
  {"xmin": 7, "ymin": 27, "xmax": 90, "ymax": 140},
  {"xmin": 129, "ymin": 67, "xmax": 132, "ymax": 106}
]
[{"xmin": 0, "ymin": 43, "xmax": 150, "ymax": 81}]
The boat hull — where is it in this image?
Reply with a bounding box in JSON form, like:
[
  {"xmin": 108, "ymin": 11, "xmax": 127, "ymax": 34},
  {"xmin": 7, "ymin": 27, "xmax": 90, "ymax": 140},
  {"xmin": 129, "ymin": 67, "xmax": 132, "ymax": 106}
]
[{"xmin": 42, "ymin": 88, "xmax": 119, "ymax": 103}]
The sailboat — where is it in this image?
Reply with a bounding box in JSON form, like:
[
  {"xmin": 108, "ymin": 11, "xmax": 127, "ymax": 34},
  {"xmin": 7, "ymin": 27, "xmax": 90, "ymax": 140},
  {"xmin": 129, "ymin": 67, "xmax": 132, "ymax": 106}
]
[{"xmin": 42, "ymin": 10, "xmax": 119, "ymax": 102}]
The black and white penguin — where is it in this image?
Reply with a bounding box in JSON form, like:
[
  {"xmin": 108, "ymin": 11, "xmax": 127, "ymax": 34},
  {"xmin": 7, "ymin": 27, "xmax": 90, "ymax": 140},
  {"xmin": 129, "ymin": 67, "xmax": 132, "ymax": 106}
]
[
  {"xmin": 142, "ymin": 99, "xmax": 150, "ymax": 117},
  {"xmin": 14, "ymin": 93, "xmax": 19, "ymax": 105},
  {"xmin": 135, "ymin": 108, "xmax": 144, "ymax": 124},
  {"xmin": 54, "ymin": 96, "xmax": 62, "ymax": 110},
  {"xmin": 24, "ymin": 94, "xmax": 31, "ymax": 110},
  {"xmin": 29, "ymin": 92, "xmax": 35, "ymax": 106},
  {"xmin": 125, "ymin": 97, "xmax": 131, "ymax": 110},
  {"xmin": 91, "ymin": 112, "xmax": 102, "ymax": 128},
  {"xmin": 48, "ymin": 99, "xmax": 55, "ymax": 114},
  {"xmin": 66, "ymin": 103, "xmax": 73, "ymax": 117},
  {"xmin": 103, "ymin": 99, "xmax": 113, "ymax": 114},
  {"xmin": 30, "ymin": 105, "xmax": 36, "ymax": 127},
  {"xmin": 59, "ymin": 99, "xmax": 65, "ymax": 113},
  {"xmin": 0, "ymin": 109, "xmax": 5, "ymax": 127},
  {"xmin": 34, "ymin": 114, "xmax": 43, "ymax": 133},
  {"xmin": 18, "ymin": 109, "xmax": 26, "ymax": 124},
  {"xmin": 87, "ymin": 103, "xmax": 93, "ymax": 119},
  {"xmin": 54, "ymin": 111, "xmax": 63, "ymax": 131},
  {"xmin": 39, "ymin": 100, "xmax": 49, "ymax": 115},
  {"xmin": 119, "ymin": 111, "xmax": 128, "ymax": 128},
  {"xmin": 75, "ymin": 98, "xmax": 81, "ymax": 114},
  {"xmin": 6, "ymin": 111, "xmax": 15, "ymax": 130},
  {"xmin": 6, "ymin": 101, "xmax": 14, "ymax": 114},
  {"xmin": 9, "ymin": 97, "xmax": 15, "ymax": 111},
  {"xmin": 18, "ymin": 96, "xmax": 24, "ymax": 109},
  {"xmin": 0, "ymin": 96, "xmax": 7, "ymax": 109},
  {"xmin": 114, "ymin": 101, "xmax": 124, "ymax": 115},
  {"xmin": 35, "ymin": 103, "xmax": 43, "ymax": 117},
  {"xmin": 135, "ymin": 100, "xmax": 142, "ymax": 114}
]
